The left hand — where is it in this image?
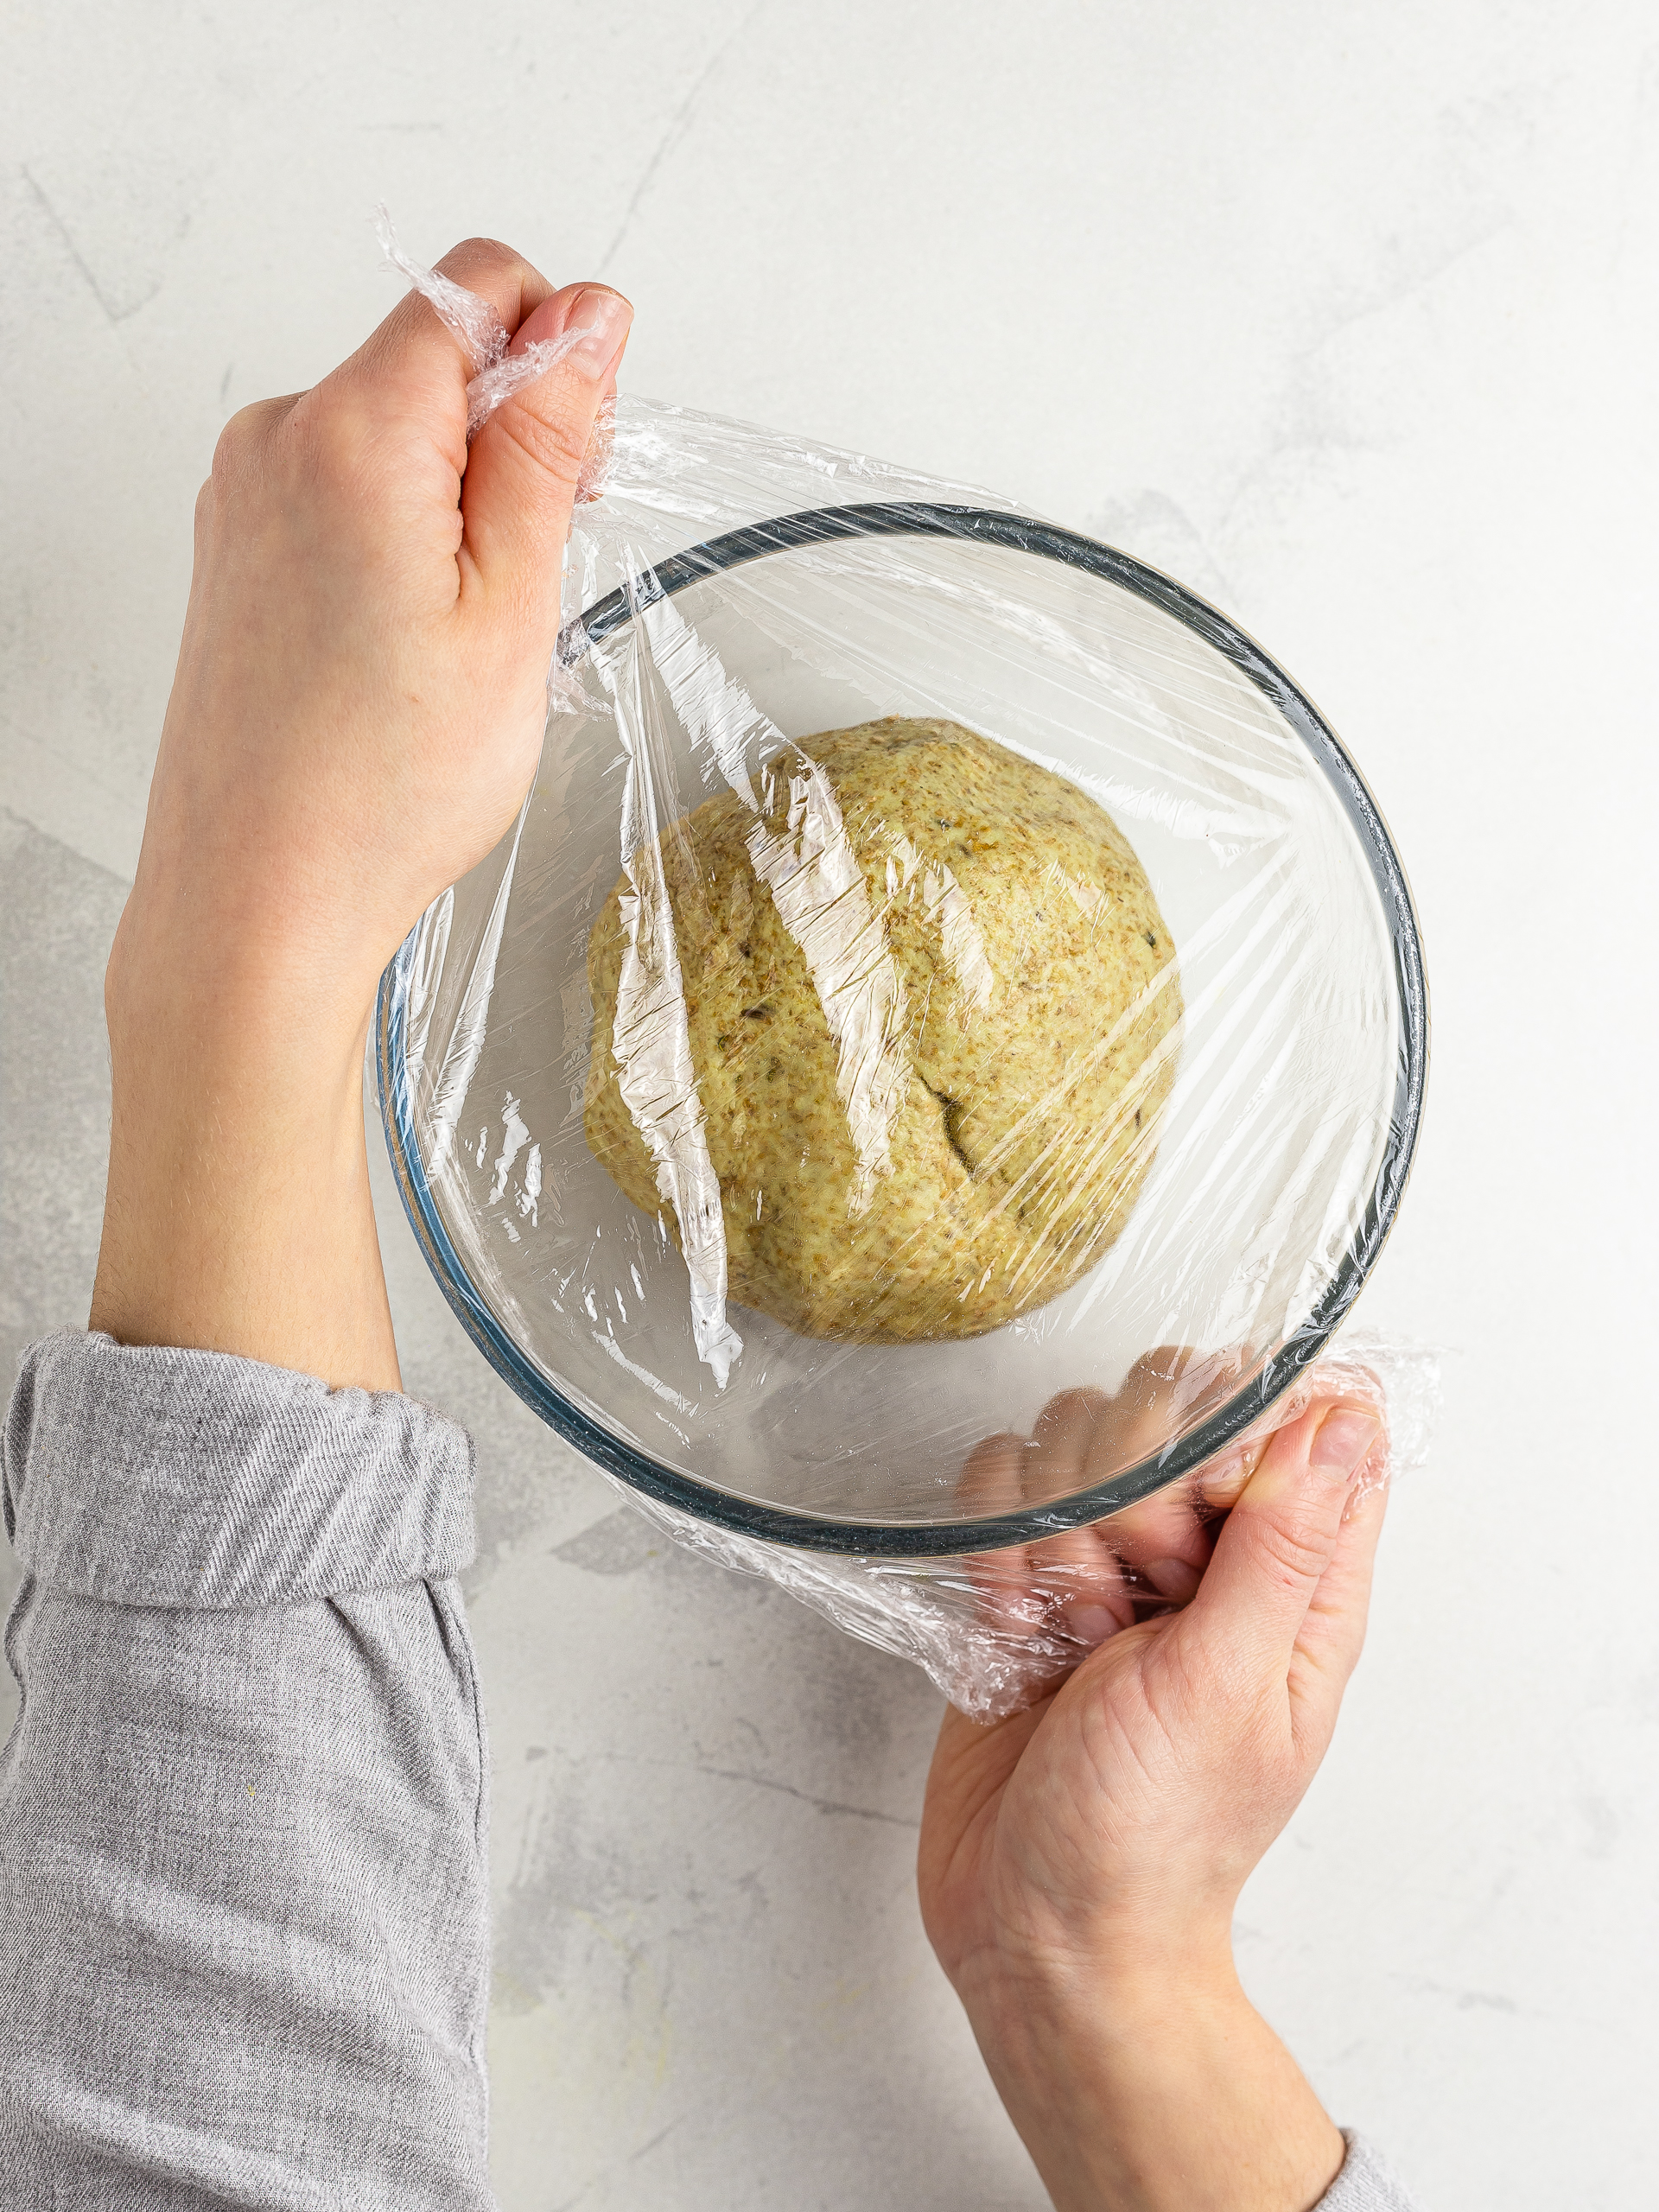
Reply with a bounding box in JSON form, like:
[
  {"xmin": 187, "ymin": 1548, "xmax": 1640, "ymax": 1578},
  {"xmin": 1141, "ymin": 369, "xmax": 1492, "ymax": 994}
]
[
  {"xmin": 118, "ymin": 238, "xmax": 631, "ymax": 1027},
  {"xmin": 92, "ymin": 238, "xmax": 632, "ymax": 1390}
]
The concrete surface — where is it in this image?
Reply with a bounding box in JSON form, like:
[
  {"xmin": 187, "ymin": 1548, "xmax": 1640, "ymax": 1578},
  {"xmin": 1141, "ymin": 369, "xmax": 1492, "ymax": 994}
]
[{"xmin": 3, "ymin": 3, "xmax": 1657, "ymax": 2205}]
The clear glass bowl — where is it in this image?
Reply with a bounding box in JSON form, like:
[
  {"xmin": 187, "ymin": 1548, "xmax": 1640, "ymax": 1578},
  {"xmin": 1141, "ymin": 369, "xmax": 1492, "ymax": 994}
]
[{"xmin": 376, "ymin": 504, "xmax": 1427, "ymax": 1555}]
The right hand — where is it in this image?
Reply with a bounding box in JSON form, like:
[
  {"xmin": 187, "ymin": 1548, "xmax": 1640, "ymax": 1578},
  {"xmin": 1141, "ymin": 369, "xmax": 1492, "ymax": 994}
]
[{"xmin": 918, "ymin": 1387, "xmax": 1389, "ymax": 2212}]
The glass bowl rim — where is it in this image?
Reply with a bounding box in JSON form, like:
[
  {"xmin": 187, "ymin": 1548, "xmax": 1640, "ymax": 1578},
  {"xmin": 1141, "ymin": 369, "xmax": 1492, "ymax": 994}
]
[{"xmin": 375, "ymin": 499, "xmax": 1429, "ymax": 1558}]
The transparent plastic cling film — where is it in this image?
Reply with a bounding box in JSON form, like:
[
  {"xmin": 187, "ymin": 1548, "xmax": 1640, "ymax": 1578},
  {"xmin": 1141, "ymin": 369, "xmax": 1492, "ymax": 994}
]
[
  {"xmin": 375, "ymin": 233, "xmax": 1432, "ymax": 1713},
  {"xmin": 567, "ymin": 1330, "xmax": 1439, "ymax": 1718}
]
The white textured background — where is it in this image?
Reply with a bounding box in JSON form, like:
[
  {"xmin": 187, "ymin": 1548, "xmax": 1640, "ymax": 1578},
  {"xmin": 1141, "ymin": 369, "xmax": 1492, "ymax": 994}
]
[{"xmin": 3, "ymin": 4, "xmax": 1657, "ymax": 2207}]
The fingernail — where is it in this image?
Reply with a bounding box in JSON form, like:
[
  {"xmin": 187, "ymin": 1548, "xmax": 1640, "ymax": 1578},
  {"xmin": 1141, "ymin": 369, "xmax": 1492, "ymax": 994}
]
[
  {"xmin": 1066, "ymin": 1603, "xmax": 1122, "ymax": 1649},
  {"xmin": 1311, "ymin": 1409, "xmax": 1381, "ymax": 1479},
  {"xmin": 566, "ymin": 286, "xmax": 632, "ymax": 374},
  {"xmin": 1142, "ymin": 1556, "xmax": 1201, "ymax": 1605}
]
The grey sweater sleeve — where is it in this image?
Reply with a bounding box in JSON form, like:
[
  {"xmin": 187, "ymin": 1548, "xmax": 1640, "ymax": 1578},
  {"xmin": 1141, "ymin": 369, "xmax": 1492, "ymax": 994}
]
[
  {"xmin": 0, "ymin": 1330, "xmax": 494, "ymax": 2212},
  {"xmin": 1325, "ymin": 2133, "xmax": 1425, "ymax": 2209}
]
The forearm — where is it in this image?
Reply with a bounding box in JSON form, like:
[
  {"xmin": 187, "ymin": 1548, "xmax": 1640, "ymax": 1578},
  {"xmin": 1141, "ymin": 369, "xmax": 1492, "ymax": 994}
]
[
  {"xmin": 957, "ymin": 1949, "xmax": 1344, "ymax": 2212},
  {"xmin": 90, "ymin": 896, "xmax": 397, "ymax": 1394},
  {"xmin": 0, "ymin": 1331, "xmax": 488, "ymax": 2209}
]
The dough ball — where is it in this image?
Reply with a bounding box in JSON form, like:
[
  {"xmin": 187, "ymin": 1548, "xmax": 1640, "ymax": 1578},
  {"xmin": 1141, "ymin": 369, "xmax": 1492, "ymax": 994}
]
[{"xmin": 583, "ymin": 716, "xmax": 1181, "ymax": 1343}]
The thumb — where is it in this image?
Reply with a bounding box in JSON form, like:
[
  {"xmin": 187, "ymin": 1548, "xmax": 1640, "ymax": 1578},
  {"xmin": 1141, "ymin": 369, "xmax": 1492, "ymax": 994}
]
[
  {"xmin": 459, "ymin": 281, "xmax": 632, "ymax": 618},
  {"xmin": 1183, "ymin": 1400, "xmax": 1382, "ymax": 1675}
]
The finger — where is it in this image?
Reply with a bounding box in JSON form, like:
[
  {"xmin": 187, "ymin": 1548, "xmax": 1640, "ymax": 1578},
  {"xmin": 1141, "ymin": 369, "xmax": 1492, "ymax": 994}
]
[
  {"xmin": 957, "ymin": 1432, "xmax": 1041, "ymax": 1641},
  {"xmin": 1194, "ymin": 1355, "xmax": 1385, "ymax": 1516},
  {"xmin": 459, "ymin": 279, "xmax": 632, "ymax": 612},
  {"xmin": 576, "ymin": 379, "xmax": 619, "ymax": 505},
  {"xmin": 958, "ymin": 1429, "xmax": 1028, "ymax": 1524},
  {"xmin": 1090, "ymin": 1344, "xmax": 1205, "ymax": 1461},
  {"xmin": 1289, "ymin": 1440, "xmax": 1391, "ymax": 1707},
  {"xmin": 1084, "ymin": 1349, "xmax": 1225, "ymax": 1606},
  {"xmin": 1103, "ymin": 1485, "xmax": 1214, "ymax": 1607},
  {"xmin": 332, "ymin": 235, "xmax": 560, "ymax": 466},
  {"xmin": 1182, "ymin": 1399, "xmax": 1382, "ymax": 1675},
  {"xmin": 1028, "ymin": 1387, "xmax": 1109, "ymax": 1497},
  {"xmin": 1091, "ymin": 1341, "xmax": 1246, "ymax": 1489},
  {"xmin": 1021, "ymin": 1391, "xmax": 1135, "ymax": 1649},
  {"xmin": 196, "ymin": 394, "xmax": 305, "ymax": 554},
  {"xmin": 1193, "ymin": 1434, "xmax": 1268, "ymax": 1514},
  {"xmin": 957, "ymin": 1400, "xmax": 1132, "ymax": 1656}
]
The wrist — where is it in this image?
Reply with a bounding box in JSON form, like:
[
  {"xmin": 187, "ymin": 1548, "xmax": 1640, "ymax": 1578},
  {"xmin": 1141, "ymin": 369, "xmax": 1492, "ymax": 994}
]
[
  {"xmin": 958, "ymin": 1943, "xmax": 1344, "ymax": 2212},
  {"xmin": 957, "ymin": 1927, "xmax": 1242, "ymax": 2117},
  {"xmin": 948, "ymin": 1890, "xmax": 1239, "ymax": 2047},
  {"xmin": 107, "ymin": 873, "xmax": 388, "ymax": 1070}
]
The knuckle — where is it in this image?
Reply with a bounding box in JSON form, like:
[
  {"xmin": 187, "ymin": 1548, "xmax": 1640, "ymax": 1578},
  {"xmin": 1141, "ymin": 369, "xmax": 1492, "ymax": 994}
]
[
  {"xmin": 303, "ymin": 395, "xmax": 365, "ymax": 474},
  {"xmin": 208, "ymin": 397, "xmax": 299, "ymax": 498},
  {"xmin": 1046, "ymin": 1386, "xmax": 1109, "ymax": 1428},
  {"xmin": 957, "ymin": 1432, "xmax": 1026, "ymax": 1515},
  {"xmin": 209, "ymin": 403, "xmax": 262, "ymax": 486},
  {"xmin": 287, "ymin": 389, "xmax": 378, "ymax": 499},
  {"xmin": 494, "ymin": 397, "xmax": 588, "ymax": 486},
  {"xmin": 1241, "ymin": 1503, "xmax": 1334, "ymax": 1587},
  {"xmin": 963, "ymin": 1430, "xmax": 1025, "ymax": 1482},
  {"xmin": 441, "ymin": 235, "xmax": 535, "ymax": 289},
  {"xmin": 452, "ymin": 233, "xmax": 515, "ymax": 264}
]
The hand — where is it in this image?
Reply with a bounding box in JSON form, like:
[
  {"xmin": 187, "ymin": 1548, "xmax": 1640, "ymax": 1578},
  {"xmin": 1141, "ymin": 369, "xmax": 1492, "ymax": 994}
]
[
  {"xmin": 918, "ymin": 1391, "xmax": 1389, "ymax": 2212},
  {"xmin": 91, "ymin": 239, "xmax": 632, "ymax": 1389}
]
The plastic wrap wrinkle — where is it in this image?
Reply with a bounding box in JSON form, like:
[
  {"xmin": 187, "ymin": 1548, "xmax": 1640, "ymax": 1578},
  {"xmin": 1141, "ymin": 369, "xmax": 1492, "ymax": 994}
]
[
  {"xmin": 597, "ymin": 600, "xmax": 743, "ymax": 1387},
  {"xmin": 743, "ymin": 753, "xmax": 910, "ymax": 1219},
  {"xmin": 425, "ymin": 805, "xmax": 527, "ymax": 1176},
  {"xmin": 583, "ymin": 1330, "xmax": 1439, "ymax": 1719},
  {"xmin": 375, "ymin": 207, "xmax": 601, "ymax": 440},
  {"xmin": 626, "ymin": 591, "xmax": 913, "ymax": 1226},
  {"xmin": 613, "ymin": 605, "xmax": 902, "ymax": 1292}
]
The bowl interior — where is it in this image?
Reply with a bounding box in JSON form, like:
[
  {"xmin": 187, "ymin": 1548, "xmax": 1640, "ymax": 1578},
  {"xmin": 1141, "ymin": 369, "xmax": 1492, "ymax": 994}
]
[{"xmin": 380, "ymin": 514, "xmax": 1416, "ymax": 1550}]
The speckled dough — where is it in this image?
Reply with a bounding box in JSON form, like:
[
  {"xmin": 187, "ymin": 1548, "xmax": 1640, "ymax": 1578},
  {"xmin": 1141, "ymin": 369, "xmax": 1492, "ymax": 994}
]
[{"xmin": 584, "ymin": 717, "xmax": 1182, "ymax": 1342}]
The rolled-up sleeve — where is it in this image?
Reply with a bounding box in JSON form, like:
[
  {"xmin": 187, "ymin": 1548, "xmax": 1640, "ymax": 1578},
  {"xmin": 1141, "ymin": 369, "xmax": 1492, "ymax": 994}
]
[
  {"xmin": 0, "ymin": 1330, "xmax": 493, "ymax": 2211},
  {"xmin": 1319, "ymin": 2133, "xmax": 1426, "ymax": 2209}
]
